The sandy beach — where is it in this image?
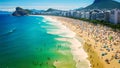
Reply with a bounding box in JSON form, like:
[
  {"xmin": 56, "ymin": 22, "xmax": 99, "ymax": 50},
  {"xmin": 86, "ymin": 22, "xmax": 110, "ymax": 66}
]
[{"xmin": 43, "ymin": 15, "xmax": 120, "ymax": 68}]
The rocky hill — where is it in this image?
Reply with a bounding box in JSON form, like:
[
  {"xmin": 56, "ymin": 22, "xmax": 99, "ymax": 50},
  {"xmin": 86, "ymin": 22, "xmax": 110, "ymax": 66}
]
[
  {"xmin": 85, "ymin": 0, "xmax": 120, "ymax": 9},
  {"xmin": 12, "ymin": 7, "xmax": 30, "ymax": 16}
]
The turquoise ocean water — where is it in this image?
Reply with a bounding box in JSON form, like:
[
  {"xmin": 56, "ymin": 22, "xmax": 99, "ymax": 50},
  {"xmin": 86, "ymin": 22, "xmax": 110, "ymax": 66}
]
[{"xmin": 0, "ymin": 14, "xmax": 76, "ymax": 68}]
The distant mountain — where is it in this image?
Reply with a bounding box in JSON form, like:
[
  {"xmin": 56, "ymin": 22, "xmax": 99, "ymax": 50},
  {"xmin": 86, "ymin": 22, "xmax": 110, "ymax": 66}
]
[
  {"xmin": 84, "ymin": 0, "xmax": 120, "ymax": 9},
  {"xmin": 12, "ymin": 7, "xmax": 31, "ymax": 16},
  {"xmin": 30, "ymin": 9, "xmax": 45, "ymax": 12},
  {"xmin": 46, "ymin": 8, "xmax": 62, "ymax": 12},
  {"xmin": 75, "ymin": 7, "xmax": 84, "ymax": 11}
]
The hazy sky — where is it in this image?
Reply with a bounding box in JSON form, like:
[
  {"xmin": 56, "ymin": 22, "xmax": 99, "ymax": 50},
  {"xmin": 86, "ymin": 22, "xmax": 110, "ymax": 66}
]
[{"xmin": 0, "ymin": 0, "xmax": 120, "ymax": 11}]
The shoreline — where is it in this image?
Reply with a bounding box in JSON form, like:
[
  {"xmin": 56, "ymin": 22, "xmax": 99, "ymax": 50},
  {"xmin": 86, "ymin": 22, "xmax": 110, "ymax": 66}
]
[
  {"xmin": 42, "ymin": 15, "xmax": 120, "ymax": 68},
  {"xmin": 43, "ymin": 16, "xmax": 91, "ymax": 68}
]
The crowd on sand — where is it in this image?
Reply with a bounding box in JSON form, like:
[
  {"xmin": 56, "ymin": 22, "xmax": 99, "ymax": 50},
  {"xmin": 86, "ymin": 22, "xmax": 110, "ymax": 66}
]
[{"xmin": 47, "ymin": 16, "xmax": 120, "ymax": 68}]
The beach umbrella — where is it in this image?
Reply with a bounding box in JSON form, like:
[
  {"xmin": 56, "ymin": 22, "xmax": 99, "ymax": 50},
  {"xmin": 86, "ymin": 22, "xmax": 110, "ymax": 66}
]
[
  {"xmin": 103, "ymin": 45, "xmax": 107, "ymax": 48},
  {"xmin": 118, "ymin": 60, "xmax": 120, "ymax": 63},
  {"xmin": 106, "ymin": 48, "xmax": 110, "ymax": 52},
  {"xmin": 101, "ymin": 53, "xmax": 105, "ymax": 56}
]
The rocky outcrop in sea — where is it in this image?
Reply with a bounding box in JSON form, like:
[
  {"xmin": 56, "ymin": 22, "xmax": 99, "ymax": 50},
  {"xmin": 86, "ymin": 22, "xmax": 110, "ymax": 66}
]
[{"xmin": 12, "ymin": 7, "xmax": 30, "ymax": 16}]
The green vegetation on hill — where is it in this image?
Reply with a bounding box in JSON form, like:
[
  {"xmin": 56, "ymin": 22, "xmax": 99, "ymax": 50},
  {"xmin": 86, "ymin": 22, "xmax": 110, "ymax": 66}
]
[
  {"xmin": 12, "ymin": 7, "xmax": 31, "ymax": 16},
  {"xmin": 79, "ymin": 18, "xmax": 120, "ymax": 30},
  {"xmin": 68, "ymin": 16, "xmax": 120, "ymax": 30},
  {"xmin": 85, "ymin": 0, "xmax": 120, "ymax": 9}
]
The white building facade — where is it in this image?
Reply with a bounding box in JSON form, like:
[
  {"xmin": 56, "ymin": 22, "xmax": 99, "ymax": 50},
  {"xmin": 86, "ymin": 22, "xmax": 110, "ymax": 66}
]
[{"xmin": 109, "ymin": 9, "xmax": 120, "ymax": 24}]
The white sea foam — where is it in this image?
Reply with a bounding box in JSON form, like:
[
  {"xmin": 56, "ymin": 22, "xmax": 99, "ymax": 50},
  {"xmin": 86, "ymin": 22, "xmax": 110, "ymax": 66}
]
[
  {"xmin": 42, "ymin": 17, "xmax": 76, "ymax": 38},
  {"xmin": 42, "ymin": 19, "xmax": 47, "ymax": 22},
  {"xmin": 33, "ymin": 15, "xmax": 91, "ymax": 68},
  {"xmin": 42, "ymin": 16, "xmax": 91, "ymax": 68}
]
